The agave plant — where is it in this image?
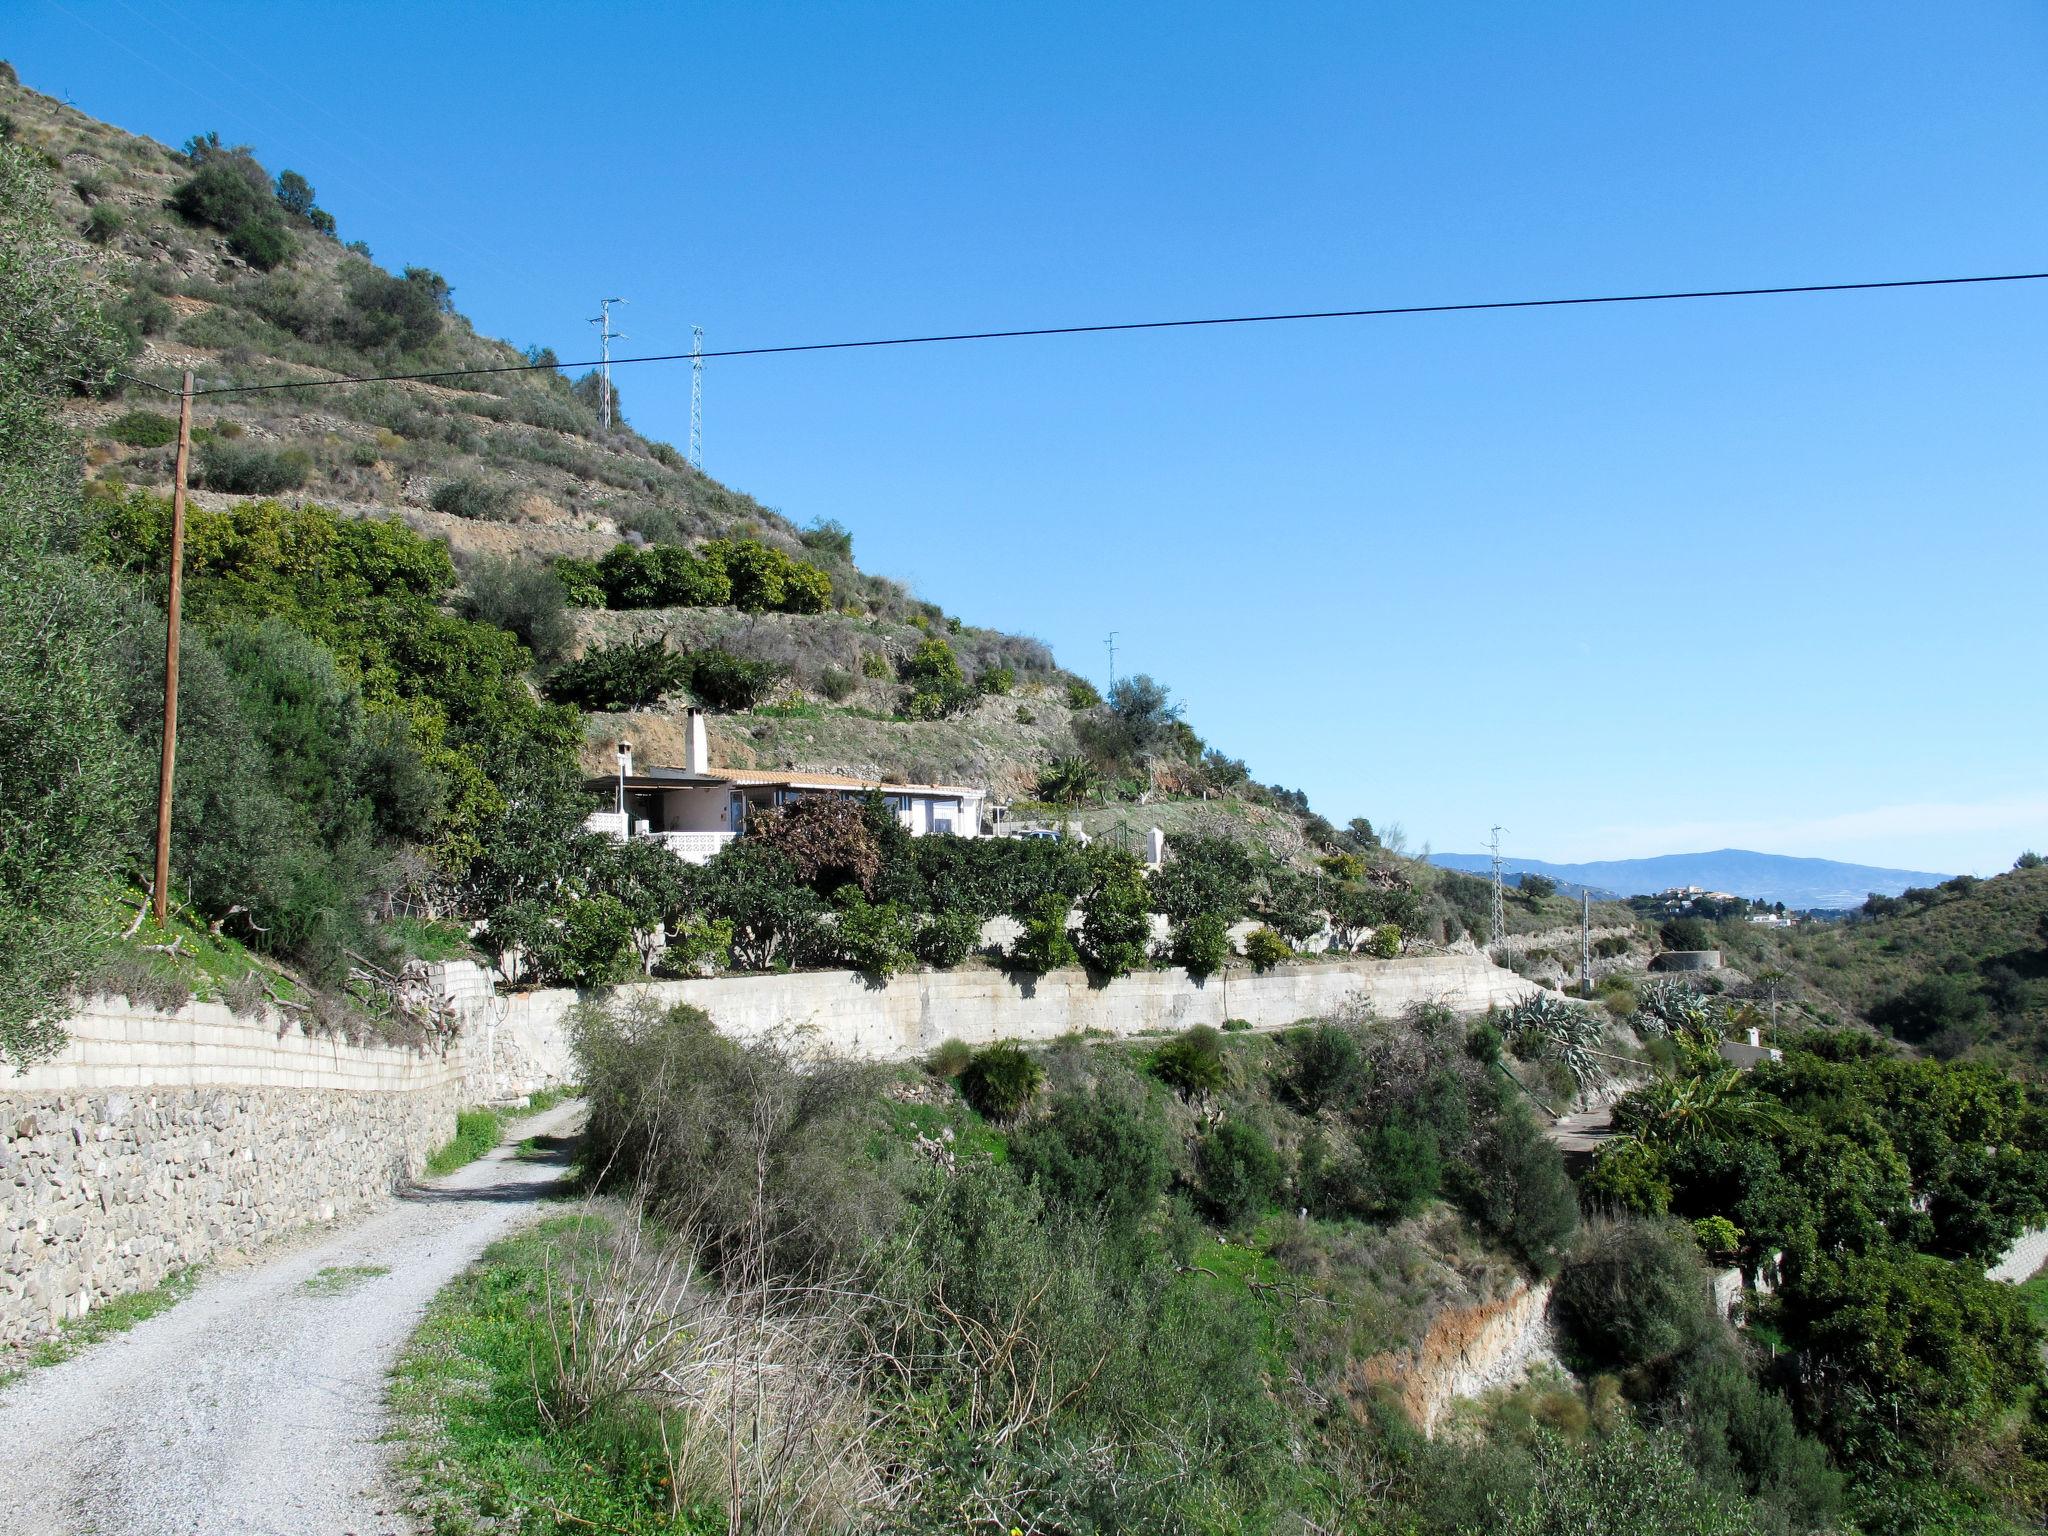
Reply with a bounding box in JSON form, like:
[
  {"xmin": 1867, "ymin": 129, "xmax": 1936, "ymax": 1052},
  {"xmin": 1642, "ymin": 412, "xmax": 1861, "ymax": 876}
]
[
  {"xmin": 1501, "ymin": 993, "xmax": 1609, "ymax": 1093},
  {"xmin": 1632, "ymin": 978, "xmax": 1717, "ymax": 1038}
]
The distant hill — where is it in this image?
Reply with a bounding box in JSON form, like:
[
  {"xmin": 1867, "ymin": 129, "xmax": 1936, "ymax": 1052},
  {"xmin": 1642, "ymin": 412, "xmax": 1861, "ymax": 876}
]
[{"xmin": 1427, "ymin": 848, "xmax": 1953, "ymax": 911}]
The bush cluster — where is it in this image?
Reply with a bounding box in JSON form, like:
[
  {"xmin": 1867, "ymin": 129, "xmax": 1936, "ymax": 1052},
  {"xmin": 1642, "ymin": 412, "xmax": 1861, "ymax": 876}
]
[{"xmin": 559, "ymin": 538, "xmax": 833, "ymax": 616}]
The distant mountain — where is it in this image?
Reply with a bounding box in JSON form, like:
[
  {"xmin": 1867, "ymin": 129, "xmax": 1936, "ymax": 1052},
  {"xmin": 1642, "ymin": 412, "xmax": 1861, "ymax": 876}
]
[{"xmin": 1427, "ymin": 848, "xmax": 1954, "ymax": 911}]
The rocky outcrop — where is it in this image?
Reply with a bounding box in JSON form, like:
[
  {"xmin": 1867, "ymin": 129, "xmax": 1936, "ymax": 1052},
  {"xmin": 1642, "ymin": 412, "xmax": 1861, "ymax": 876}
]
[{"xmin": 1355, "ymin": 1275, "xmax": 1556, "ymax": 1436}]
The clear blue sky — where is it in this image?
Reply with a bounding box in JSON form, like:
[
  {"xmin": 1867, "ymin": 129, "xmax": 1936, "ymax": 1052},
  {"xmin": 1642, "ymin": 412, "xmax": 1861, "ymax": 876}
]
[{"xmin": 16, "ymin": 2, "xmax": 2048, "ymax": 874}]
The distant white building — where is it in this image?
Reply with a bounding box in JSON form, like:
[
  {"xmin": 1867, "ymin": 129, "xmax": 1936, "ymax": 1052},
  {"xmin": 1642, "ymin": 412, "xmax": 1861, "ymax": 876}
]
[{"xmin": 582, "ymin": 709, "xmax": 986, "ymax": 864}]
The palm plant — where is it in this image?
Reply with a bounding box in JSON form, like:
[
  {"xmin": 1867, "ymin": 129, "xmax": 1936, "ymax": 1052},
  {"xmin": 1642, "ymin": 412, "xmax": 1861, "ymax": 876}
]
[{"xmin": 1610, "ymin": 1068, "xmax": 1788, "ymax": 1150}]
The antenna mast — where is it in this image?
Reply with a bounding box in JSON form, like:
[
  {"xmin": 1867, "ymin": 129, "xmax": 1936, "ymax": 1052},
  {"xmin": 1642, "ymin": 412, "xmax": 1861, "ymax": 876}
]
[
  {"xmin": 1581, "ymin": 887, "xmax": 1593, "ymax": 993},
  {"xmin": 589, "ymin": 297, "xmax": 627, "ymax": 432},
  {"xmin": 1488, "ymin": 825, "xmax": 1508, "ymax": 949},
  {"xmin": 1105, "ymin": 632, "xmax": 1119, "ymax": 690},
  {"xmin": 689, "ymin": 325, "xmax": 704, "ymax": 469}
]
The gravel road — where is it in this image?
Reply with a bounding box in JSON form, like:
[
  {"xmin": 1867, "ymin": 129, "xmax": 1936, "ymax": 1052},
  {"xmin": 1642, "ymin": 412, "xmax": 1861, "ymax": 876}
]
[{"xmin": 0, "ymin": 1098, "xmax": 585, "ymax": 1536}]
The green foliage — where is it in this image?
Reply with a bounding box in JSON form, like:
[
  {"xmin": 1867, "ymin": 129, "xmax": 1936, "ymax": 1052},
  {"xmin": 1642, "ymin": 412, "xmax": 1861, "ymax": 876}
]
[
  {"xmin": 1035, "ymin": 753, "xmax": 1100, "ymax": 808},
  {"xmin": 340, "ymin": 264, "xmax": 449, "ymax": 353},
  {"xmin": 1242, "ymin": 924, "xmax": 1293, "ymax": 971},
  {"xmin": 1149, "ymin": 1024, "xmax": 1228, "ymax": 1097},
  {"xmin": 1064, "ymin": 677, "xmax": 1101, "ymax": 710},
  {"xmin": 1151, "ymin": 834, "xmax": 1254, "ymax": 923},
  {"xmin": 1583, "ymin": 1138, "xmax": 1674, "ymax": 1215},
  {"xmin": 106, "ymin": 409, "xmax": 179, "ymax": 446},
  {"xmin": 1010, "ymin": 1075, "xmax": 1171, "ymax": 1243},
  {"xmin": 797, "ymin": 517, "xmax": 852, "ymax": 560},
  {"xmin": 1454, "ymin": 1105, "xmax": 1579, "ymax": 1274},
  {"xmin": 830, "ymin": 888, "xmax": 916, "ymax": 976},
  {"xmin": 698, "ymin": 840, "xmax": 824, "ymax": 971},
  {"xmin": 679, "ymin": 645, "xmax": 783, "ymax": 710},
  {"xmin": 83, "ymin": 202, "xmax": 122, "ymax": 243},
  {"xmin": 1076, "ymin": 846, "xmax": 1152, "ymax": 977},
  {"xmin": 0, "ymin": 141, "xmax": 133, "ymax": 1064},
  {"xmin": 429, "ymin": 476, "xmax": 515, "ymax": 520},
  {"xmin": 427, "ymin": 1108, "xmax": 506, "ymax": 1176},
  {"xmin": 958, "ymin": 1040, "xmax": 1044, "ymax": 1123},
  {"xmin": 170, "ymin": 151, "xmax": 294, "ymax": 269},
  {"xmin": 1009, "ymin": 891, "xmax": 1079, "ymax": 973},
  {"xmin": 1281, "ymin": 1019, "xmax": 1371, "ymax": 1112},
  {"xmin": 817, "ymin": 664, "xmax": 856, "ymax": 702},
  {"xmin": 913, "ymin": 906, "xmax": 981, "ymax": 968},
  {"xmin": 1369, "ymin": 920, "xmax": 1403, "ymax": 959},
  {"xmin": 1193, "ymin": 1118, "xmax": 1280, "ymax": 1226},
  {"xmin": 551, "ymin": 556, "xmax": 605, "ymax": 607},
  {"xmin": 1552, "ymin": 1220, "xmax": 1713, "ymax": 1374},
  {"xmin": 196, "ymin": 438, "xmax": 311, "ymax": 493},
  {"xmin": 590, "ymin": 538, "xmax": 832, "ymax": 616},
  {"xmin": 901, "ymin": 635, "xmax": 973, "ymax": 719},
  {"xmin": 1170, "ymin": 909, "xmax": 1231, "ymax": 977},
  {"xmin": 975, "ymin": 664, "xmax": 1014, "ymax": 696},
  {"xmin": 1461, "ymin": 1426, "xmax": 1775, "ymax": 1536},
  {"xmin": 544, "ymin": 638, "xmax": 691, "ymax": 712},
  {"xmin": 456, "ymin": 555, "xmax": 573, "ymax": 664},
  {"xmin": 925, "ymin": 1037, "xmax": 974, "ymax": 1078},
  {"xmin": 1662, "ymin": 916, "xmax": 1717, "ymax": 951},
  {"xmin": 272, "ymin": 168, "xmax": 314, "ymax": 217}
]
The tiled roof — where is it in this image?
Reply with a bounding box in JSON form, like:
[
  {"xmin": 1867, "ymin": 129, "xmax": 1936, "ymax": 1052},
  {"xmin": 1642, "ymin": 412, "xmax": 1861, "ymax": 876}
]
[{"xmin": 597, "ymin": 765, "xmax": 980, "ymax": 796}]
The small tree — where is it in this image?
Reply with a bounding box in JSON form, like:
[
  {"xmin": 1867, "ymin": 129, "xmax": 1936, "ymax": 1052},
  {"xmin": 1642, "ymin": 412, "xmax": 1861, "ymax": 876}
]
[
  {"xmin": 1077, "ymin": 847, "xmax": 1152, "ymax": 977},
  {"xmin": 914, "ymin": 907, "xmax": 981, "ymax": 968},
  {"xmin": 830, "ymin": 888, "xmax": 916, "ymax": 976},
  {"xmin": 1171, "ymin": 911, "xmax": 1231, "ymax": 978},
  {"xmin": 1194, "ymin": 1119, "xmax": 1280, "ymax": 1226},
  {"xmin": 544, "ymin": 639, "xmax": 691, "ymax": 712},
  {"xmin": 1242, "ymin": 925, "xmax": 1293, "ymax": 972},
  {"xmin": 1369, "ymin": 921, "xmax": 1403, "ymax": 959},
  {"xmin": 273, "ymin": 168, "xmax": 315, "ymax": 217},
  {"xmin": 1010, "ymin": 892, "xmax": 1078, "ymax": 973},
  {"xmin": 901, "ymin": 636, "xmax": 973, "ymax": 719},
  {"xmin": 1149, "ymin": 1025, "xmax": 1227, "ymax": 1098}
]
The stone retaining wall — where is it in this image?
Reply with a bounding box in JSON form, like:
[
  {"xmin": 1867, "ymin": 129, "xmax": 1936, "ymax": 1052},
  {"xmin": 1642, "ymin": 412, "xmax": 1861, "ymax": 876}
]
[{"xmin": 0, "ymin": 998, "xmax": 479, "ymax": 1346}]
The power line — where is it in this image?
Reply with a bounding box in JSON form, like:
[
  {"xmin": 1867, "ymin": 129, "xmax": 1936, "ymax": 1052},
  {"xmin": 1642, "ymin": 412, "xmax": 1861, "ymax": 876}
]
[{"xmin": 170, "ymin": 267, "xmax": 2048, "ymax": 400}]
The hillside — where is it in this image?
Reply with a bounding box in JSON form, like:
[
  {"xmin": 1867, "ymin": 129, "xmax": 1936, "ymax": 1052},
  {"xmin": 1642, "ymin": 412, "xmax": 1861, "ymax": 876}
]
[
  {"xmin": 1430, "ymin": 848, "xmax": 1954, "ymax": 910},
  {"xmin": 1693, "ymin": 861, "xmax": 2048, "ymax": 1063}
]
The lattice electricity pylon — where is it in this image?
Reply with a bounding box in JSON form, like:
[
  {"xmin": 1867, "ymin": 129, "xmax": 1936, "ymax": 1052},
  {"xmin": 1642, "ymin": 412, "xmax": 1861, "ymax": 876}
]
[
  {"xmin": 1489, "ymin": 825, "xmax": 1508, "ymax": 948},
  {"xmin": 689, "ymin": 325, "xmax": 704, "ymax": 469}
]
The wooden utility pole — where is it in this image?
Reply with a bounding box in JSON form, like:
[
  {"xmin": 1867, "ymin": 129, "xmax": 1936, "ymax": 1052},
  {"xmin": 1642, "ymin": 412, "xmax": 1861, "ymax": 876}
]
[{"xmin": 151, "ymin": 370, "xmax": 194, "ymax": 926}]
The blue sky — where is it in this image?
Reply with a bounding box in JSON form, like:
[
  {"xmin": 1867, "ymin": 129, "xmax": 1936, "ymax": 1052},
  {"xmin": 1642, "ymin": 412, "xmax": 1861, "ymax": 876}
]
[{"xmin": 16, "ymin": 2, "xmax": 2048, "ymax": 874}]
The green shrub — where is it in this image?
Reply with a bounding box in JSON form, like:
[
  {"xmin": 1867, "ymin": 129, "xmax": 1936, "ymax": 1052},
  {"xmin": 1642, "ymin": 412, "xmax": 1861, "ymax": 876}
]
[
  {"xmin": 914, "ymin": 906, "xmax": 981, "ymax": 968},
  {"xmin": 426, "ymin": 1107, "xmax": 504, "ymax": 1176},
  {"xmin": 544, "ymin": 639, "xmax": 691, "ymax": 712},
  {"xmin": 1369, "ymin": 921, "xmax": 1402, "ymax": 959},
  {"xmin": 1455, "ymin": 1106, "xmax": 1580, "ymax": 1275},
  {"xmin": 106, "ymin": 410, "xmax": 179, "ymax": 447},
  {"xmin": 818, "ymin": 665, "xmax": 856, "ymax": 702},
  {"xmin": 1009, "ymin": 892, "xmax": 1077, "ymax": 973},
  {"xmin": 1077, "ymin": 848, "xmax": 1152, "ymax": 977},
  {"xmin": 1149, "ymin": 1025, "xmax": 1227, "ymax": 1097},
  {"xmin": 228, "ymin": 215, "xmax": 293, "ymax": 270},
  {"xmin": 1065, "ymin": 678, "xmax": 1101, "ymax": 710},
  {"xmin": 1583, "ymin": 1139, "xmax": 1673, "ymax": 1215},
  {"xmin": 1194, "ymin": 1118, "xmax": 1280, "ymax": 1226},
  {"xmin": 861, "ymin": 651, "xmax": 890, "ymax": 679},
  {"xmin": 1282, "ymin": 1020, "xmax": 1370, "ymax": 1112},
  {"xmin": 1242, "ymin": 925, "xmax": 1293, "ymax": 971},
  {"xmin": 1010, "ymin": 1078, "xmax": 1171, "ymax": 1242},
  {"xmin": 683, "ymin": 645, "xmax": 784, "ymax": 711},
  {"xmin": 551, "ymin": 556, "xmax": 605, "ymax": 608},
  {"xmin": 196, "ymin": 439, "xmax": 310, "ymax": 493},
  {"xmin": 1221, "ymin": 1017, "xmax": 1251, "ymax": 1032},
  {"xmin": 926, "ymin": 1037, "xmax": 973, "ymax": 1078},
  {"xmin": 901, "ymin": 636, "xmax": 973, "ymax": 719},
  {"xmin": 975, "ymin": 665, "xmax": 1014, "ymax": 696},
  {"xmin": 457, "ymin": 556, "xmax": 572, "ymax": 664},
  {"xmin": 831, "ymin": 889, "xmax": 916, "ymax": 976},
  {"xmin": 959, "ymin": 1041, "xmax": 1043, "ymax": 1122},
  {"xmin": 84, "ymin": 203, "xmax": 122, "ymax": 243},
  {"xmin": 649, "ymin": 916, "xmax": 732, "ymax": 977},
  {"xmin": 1552, "ymin": 1220, "xmax": 1713, "ymax": 1374},
  {"xmin": 1466, "ymin": 1021, "xmax": 1503, "ymax": 1063},
  {"xmin": 1170, "ymin": 910, "xmax": 1232, "ymax": 978},
  {"xmin": 1364, "ymin": 1122, "xmax": 1444, "ymax": 1217},
  {"xmin": 430, "ymin": 476, "xmax": 515, "ymax": 521}
]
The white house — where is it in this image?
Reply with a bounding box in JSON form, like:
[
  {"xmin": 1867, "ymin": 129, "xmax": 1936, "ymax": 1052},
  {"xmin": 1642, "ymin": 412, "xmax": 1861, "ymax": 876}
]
[{"xmin": 582, "ymin": 709, "xmax": 987, "ymax": 864}]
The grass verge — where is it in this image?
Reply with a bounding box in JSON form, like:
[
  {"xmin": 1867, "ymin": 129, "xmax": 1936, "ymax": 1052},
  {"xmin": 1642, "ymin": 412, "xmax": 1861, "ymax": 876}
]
[
  {"xmin": 0, "ymin": 1266, "xmax": 200, "ymax": 1388},
  {"xmin": 389, "ymin": 1211, "xmax": 722, "ymax": 1535},
  {"xmin": 427, "ymin": 1109, "xmax": 508, "ymax": 1177},
  {"xmin": 301, "ymin": 1264, "xmax": 390, "ymax": 1297}
]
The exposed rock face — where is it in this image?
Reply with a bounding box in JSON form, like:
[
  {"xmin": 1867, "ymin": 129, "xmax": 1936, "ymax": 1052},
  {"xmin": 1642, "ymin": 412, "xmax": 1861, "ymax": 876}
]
[{"xmin": 1355, "ymin": 1275, "xmax": 1556, "ymax": 1436}]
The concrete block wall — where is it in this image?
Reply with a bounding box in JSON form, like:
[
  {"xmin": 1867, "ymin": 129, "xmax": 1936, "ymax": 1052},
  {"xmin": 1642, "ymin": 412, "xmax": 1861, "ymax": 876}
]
[{"xmin": 490, "ymin": 952, "xmax": 1542, "ymax": 1064}]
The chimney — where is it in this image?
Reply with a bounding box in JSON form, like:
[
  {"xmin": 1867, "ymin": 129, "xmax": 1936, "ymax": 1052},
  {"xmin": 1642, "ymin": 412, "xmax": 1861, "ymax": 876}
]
[
  {"xmin": 617, "ymin": 740, "xmax": 633, "ymax": 777},
  {"xmin": 686, "ymin": 707, "xmax": 709, "ymax": 774}
]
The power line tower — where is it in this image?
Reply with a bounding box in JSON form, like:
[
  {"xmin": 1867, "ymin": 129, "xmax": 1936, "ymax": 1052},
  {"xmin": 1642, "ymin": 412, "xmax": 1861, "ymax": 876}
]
[
  {"xmin": 1488, "ymin": 825, "xmax": 1508, "ymax": 948},
  {"xmin": 1580, "ymin": 888, "xmax": 1593, "ymax": 994},
  {"xmin": 588, "ymin": 297, "xmax": 627, "ymax": 432},
  {"xmin": 689, "ymin": 325, "xmax": 704, "ymax": 469},
  {"xmin": 1105, "ymin": 632, "xmax": 1119, "ymax": 690}
]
